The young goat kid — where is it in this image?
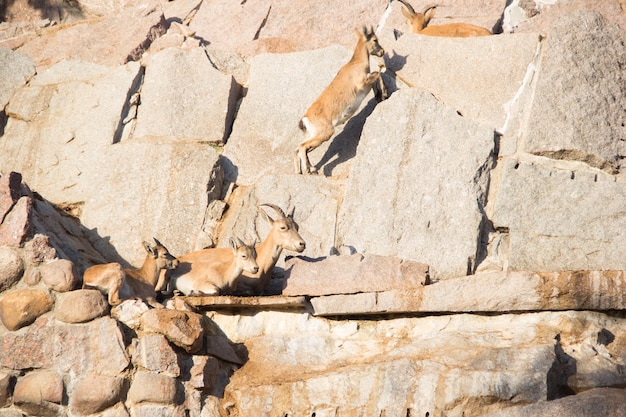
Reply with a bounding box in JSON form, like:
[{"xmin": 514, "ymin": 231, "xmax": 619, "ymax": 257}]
[
  {"xmin": 294, "ymin": 25, "xmax": 385, "ymax": 175},
  {"xmin": 397, "ymin": 0, "xmax": 492, "ymax": 37},
  {"xmin": 234, "ymin": 204, "xmax": 306, "ymax": 295},
  {"xmin": 82, "ymin": 238, "xmax": 179, "ymax": 308},
  {"xmin": 169, "ymin": 238, "xmax": 259, "ymax": 296}
]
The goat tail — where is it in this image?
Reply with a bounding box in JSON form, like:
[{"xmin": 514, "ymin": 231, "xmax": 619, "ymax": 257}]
[{"xmin": 298, "ymin": 118, "xmax": 306, "ymax": 131}]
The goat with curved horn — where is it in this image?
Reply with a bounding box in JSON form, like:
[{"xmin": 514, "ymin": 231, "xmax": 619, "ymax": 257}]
[{"xmin": 397, "ymin": 0, "xmax": 492, "ymax": 37}]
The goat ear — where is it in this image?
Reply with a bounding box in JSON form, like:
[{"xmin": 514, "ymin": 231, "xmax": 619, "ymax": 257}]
[
  {"xmin": 287, "ymin": 206, "xmax": 296, "ymax": 218},
  {"xmin": 229, "ymin": 238, "xmax": 238, "ymax": 252},
  {"xmin": 259, "ymin": 206, "xmax": 275, "ymax": 224},
  {"xmin": 143, "ymin": 241, "xmax": 156, "ymax": 257},
  {"xmin": 153, "ymin": 237, "xmax": 163, "ymax": 247},
  {"xmin": 423, "ymin": 6, "xmax": 436, "ymax": 24}
]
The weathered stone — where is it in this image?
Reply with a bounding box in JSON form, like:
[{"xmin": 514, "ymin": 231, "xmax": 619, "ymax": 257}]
[
  {"xmin": 133, "ymin": 46, "xmax": 239, "ymax": 145},
  {"xmin": 0, "ymin": 316, "xmax": 129, "ymax": 375},
  {"xmin": 283, "ymin": 254, "xmax": 429, "ymax": 296},
  {"xmin": 29, "ymin": 197, "xmax": 109, "ymax": 276},
  {"xmin": 189, "ymin": 0, "xmax": 387, "ymax": 56},
  {"xmin": 0, "ymin": 247, "xmax": 24, "ymax": 293},
  {"xmin": 70, "ymin": 374, "xmax": 126, "ymax": 415},
  {"xmin": 0, "ymin": 289, "xmax": 53, "ymax": 331},
  {"xmin": 78, "ymin": 141, "xmax": 223, "ymax": 267},
  {"xmin": 22, "ymin": 234, "xmax": 56, "ymax": 265},
  {"xmin": 0, "ymin": 49, "xmax": 36, "ymax": 109},
  {"xmin": 223, "ymin": 45, "xmax": 370, "ymax": 184},
  {"xmin": 188, "ymin": 356, "xmax": 220, "ymax": 390},
  {"xmin": 0, "ymin": 172, "xmax": 22, "ymax": 221},
  {"xmin": 205, "ymin": 335, "xmax": 245, "ymax": 365},
  {"xmin": 0, "ymin": 196, "xmax": 32, "ymax": 247},
  {"xmin": 481, "ymin": 387, "xmax": 626, "ymax": 417},
  {"xmin": 128, "ymin": 372, "xmax": 177, "ymax": 405},
  {"xmin": 492, "ymin": 159, "xmax": 626, "ymax": 271},
  {"xmin": 309, "ymin": 270, "xmax": 626, "ymax": 316},
  {"xmin": 16, "ymin": 2, "xmax": 166, "ymax": 69},
  {"xmin": 54, "ymin": 289, "xmax": 108, "ymax": 323},
  {"xmin": 338, "ymin": 88, "xmax": 495, "ymax": 279},
  {"xmin": 0, "ymin": 372, "xmax": 11, "ymax": 407},
  {"xmin": 131, "ymin": 404, "xmax": 184, "ymax": 417},
  {"xmin": 111, "ymin": 300, "xmax": 151, "ymax": 330},
  {"xmin": 524, "ymin": 11, "xmax": 626, "ymax": 172},
  {"xmin": 385, "ymin": 32, "xmax": 540, "ymax": 131},
  {"xmin": 141, "ymin": 309, "xmax": 205, "ymax": 353},
  {"xmin": 13, "ymin": 370, "xmax": 64, "ymax": 417},
  {"xmin": 503, "ymin": 0, "xmax": 626, "ymax": 35},
  {"xmin": 38, "ymin": 258, "xmax": 78, "ymax": 292},
  {"xmin": 212, "ymin": 310, "xmax": 626, "ymax": 417},
  {"xmin": 132, "ymin": 334, "xmax": 181, "ymax": 377},
  {"xmin": 0, "ymin": 60, "xmax": 142, "ymax": 206}
]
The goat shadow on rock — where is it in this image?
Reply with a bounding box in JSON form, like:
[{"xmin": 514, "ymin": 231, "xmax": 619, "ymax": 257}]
[{"xmin": 315, "ymin": 98, "xmax": 378, "ymax": 177}]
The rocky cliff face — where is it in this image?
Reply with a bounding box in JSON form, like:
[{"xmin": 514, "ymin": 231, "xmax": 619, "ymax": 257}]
[{"xmin": 0, "ymin": 0, "xmax": 625, "ymax": 416}]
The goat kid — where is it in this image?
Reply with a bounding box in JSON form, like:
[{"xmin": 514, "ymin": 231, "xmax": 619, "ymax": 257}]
[
  {"xmin": 234, "ymin": 204, "xmax": 306, "ymax": 296},
  {"xmin": 398, "ymin": 1, "xmax": 492, "ymax": 37},
  {"xmin": 170, "ymin": 238, "xmax": 259, "ymax": 296},
  {"xmin": 294, "ymin": 25, "xmax": 386, "ymax": 175},
  {"xmin": 82, "ymin": 238, "xmax": 179, "ymax": 308}
]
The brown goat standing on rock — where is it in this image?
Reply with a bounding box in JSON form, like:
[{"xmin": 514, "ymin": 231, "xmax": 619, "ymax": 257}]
[
  {"xmin": 82, "ymin": 238, "xmax": 179, "ymax": 308},
  {"xmin": 294, "ymin": 25, "xmax": 386, "ymax": 175},
  {"xmin": 397, "ymin": 0, "xmax": 492, "ymax": 37}
]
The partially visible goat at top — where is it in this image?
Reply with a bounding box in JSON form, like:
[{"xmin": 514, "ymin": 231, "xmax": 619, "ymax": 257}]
[
  {"xmin": 294, "ymin": 25, "xmax": 386, "ymax": 175},
  {"xmin": 397, "ymin": 0, "xmax": 492, "ymax": 37}
]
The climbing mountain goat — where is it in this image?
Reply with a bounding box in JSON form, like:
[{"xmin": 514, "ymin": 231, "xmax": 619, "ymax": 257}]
[
  {"xmin": 294, "ymin": 25, "xmax": 386, "ymax": 175},
  {"xmin": 82, "ymin": 238, "xmax": 179, "ymax": 308}
]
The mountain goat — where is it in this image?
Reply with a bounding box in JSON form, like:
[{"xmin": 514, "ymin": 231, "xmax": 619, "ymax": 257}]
[
  {"xmin": 82, "ymin": 238, "xmax": 179, "ymax": 308},
  {"xmin": 294, "ymin": 25, "xmax": 386, "ymax": 175}
]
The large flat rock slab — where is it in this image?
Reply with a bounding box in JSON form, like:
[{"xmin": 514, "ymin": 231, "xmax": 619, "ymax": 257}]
[
  {"xmin": 523, "ymin": 11, "xmax": 626, "ymax": 173},
  {"xmin": 492, "ymin": 159, "xmax": 626, "ymax": 271},
  {"xmin": 133, "ymin": 46, "xmax": 239, "ymax": 145},
  {"xmin": 0, "ymin": 49, "xmax": 36, "ymax": 109},
  {"xmin": 309, "ymin": 270, "xmax": 626, "ymax": 316},
  {"xmin": 16, "ymin": 2, "xmax": 166, "ymax": 70},
  {"xmin": 282, "ymin": 254, "xmax": 429, "ymax": 296},
  {"xmin": 189, "ymin": 0, "xmax": 388, "ymax": 56},
  {"xmin": 338, "ymin": 88, "xmax": 496, "ymax": 279},
  {"xmin": 385, "ymin": 32, "xmax": 540, "ymax": 131}
]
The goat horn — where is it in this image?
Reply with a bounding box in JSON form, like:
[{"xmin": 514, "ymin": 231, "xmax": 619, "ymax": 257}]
[
  {"xmin": 396, "ymin": 0, "xmax": 416, "ymax": 15},
  {"xmin": 260, "ymin": 203, "xmax": 286, "ymax": 219},
  {"xmin": 421, "ymin": 3, "xmax": 439, "ymax": 14}
]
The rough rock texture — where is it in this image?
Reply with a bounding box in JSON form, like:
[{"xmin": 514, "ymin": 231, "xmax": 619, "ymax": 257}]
[
  {"xmin": 0, "ymin": 289, "xmax": 53, "ymax": 331},
  {"xmin": 524, "ymin": 10, "xmax": 626, "ymax": 173},
  {"xmin": 0, "ymin": 247, "xmax": 24, "ymax": 292},
  {"xmin": 133, "ymin": 46, "xmax": 240, "ymax": 145},
  {"xmin": 16, "ymin": 1, "xmax": 167, "ymax": 69},
  {"xmin": 492, "ymin": 159, "xmax": 626, "ymax": 271},
  {"xmin": 69, "ymin": 374, "xmax": 126, "ymax": 415},
  {"xmin": 338, "ymin": 88, "xmax": 495, "ymax": 279},
  {"xmin": 283, "ymin": 254, "xmax": 429, "ymax": 296},
  {"xmin": 141, "ymin": 309, "xmax": 205, "ymax": 353},
  {"xmin": 0, "ymin": 49, "xmax": 36, "ymax": 109},
  {"xmin": 12, "ymin": 370, "xmax": 64, "ymax": 417},
  {"xmin": 482, "ymin": 388, "xmax": 626, "ymax": 417},
  {"xmin": 54, "ymin": 289, "xmax": 109, "ymax": 323},
  {"xmin": 385, "ymin": 32, "xmax": 540, "ymax": 131}
]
